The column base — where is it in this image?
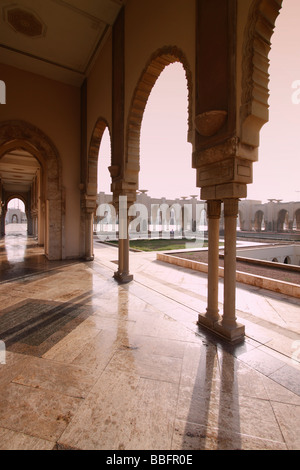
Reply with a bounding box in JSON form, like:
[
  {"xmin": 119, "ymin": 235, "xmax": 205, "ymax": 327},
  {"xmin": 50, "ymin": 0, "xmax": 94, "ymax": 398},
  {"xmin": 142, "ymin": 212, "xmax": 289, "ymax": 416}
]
[
  {"xmin": 197, "ymin": 312, "xmax": 219, "ymax": 329},
  {"xmin": 113, "ymin": 271, "xmax": 134, "ymax": 284},
  {"xmin": 197, "ymin": 314, "xmax": 245, "ymax": 343},
  {"xmin": 84, "ymin": 255, "xmax": 94, "ymax": 262},
  {"xmin": 214, "ymin": 321, "xmax": 245, "ymax": 343}
]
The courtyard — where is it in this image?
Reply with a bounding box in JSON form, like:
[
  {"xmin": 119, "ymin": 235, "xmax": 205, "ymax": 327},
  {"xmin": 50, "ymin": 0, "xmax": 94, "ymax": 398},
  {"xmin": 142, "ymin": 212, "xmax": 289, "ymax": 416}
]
[{"xmin": 0, "ymin": 232, "xmax": 299, "ymax": 450}]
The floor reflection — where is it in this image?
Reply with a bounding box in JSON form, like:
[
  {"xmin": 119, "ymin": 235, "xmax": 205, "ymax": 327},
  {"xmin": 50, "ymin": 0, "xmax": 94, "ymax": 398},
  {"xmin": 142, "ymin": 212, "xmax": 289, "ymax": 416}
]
[
  {"xmin": 2, "ymin": 233, "xmax": 28, "ymax": 262},
  {"xmin": 0, "ymin": 231, "xmax": 78, "ymax": 283},
  {"xmin": 181, "ymin": 338, "xmax": 243, "ymax": 450}
]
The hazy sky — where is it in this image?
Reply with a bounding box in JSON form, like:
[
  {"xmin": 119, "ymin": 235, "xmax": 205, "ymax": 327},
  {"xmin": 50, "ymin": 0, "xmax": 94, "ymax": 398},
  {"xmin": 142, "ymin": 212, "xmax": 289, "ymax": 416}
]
[
  {"xmin": 247, "ymin": 0, "xmax": 300, "ymax": 202},
  {"xmin": 98, "ymin": 0, "xmax": 300, "ymax": 203}
]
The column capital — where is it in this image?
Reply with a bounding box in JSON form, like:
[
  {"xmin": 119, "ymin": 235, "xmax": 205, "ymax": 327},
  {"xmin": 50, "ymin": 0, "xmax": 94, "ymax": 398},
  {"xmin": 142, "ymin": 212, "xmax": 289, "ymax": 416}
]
[
  {"xmin": 206, "ymin": 199, "xmax": 222, "ymax": 219},
  {"xmin": 224, "ymin": 198, "xmax": 239, "ymax": 218}
]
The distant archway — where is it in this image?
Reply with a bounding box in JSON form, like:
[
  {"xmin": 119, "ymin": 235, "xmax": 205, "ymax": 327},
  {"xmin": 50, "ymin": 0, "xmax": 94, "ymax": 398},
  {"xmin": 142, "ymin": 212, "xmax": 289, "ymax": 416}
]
[
  {"xmin": 125, "ymin": 46, "xmax": 193, "ymax": 196},
  {"xmin": 277, "ymin": 209, "xmax": 289, "ymax": 232},
  {"xmin": 294, "ymin": 209, "xmax": 300, "ymax": 230},
  {"xmin": 0, "ymin": 120, "xmax": 63, "ymax": 260},
  {"xmin": 254, "ymin": 210, "xmax": 265, "ymax": 232},
  {"xmin": 87, "ymin": 118, "xmax": 111, "ymax": 198}
]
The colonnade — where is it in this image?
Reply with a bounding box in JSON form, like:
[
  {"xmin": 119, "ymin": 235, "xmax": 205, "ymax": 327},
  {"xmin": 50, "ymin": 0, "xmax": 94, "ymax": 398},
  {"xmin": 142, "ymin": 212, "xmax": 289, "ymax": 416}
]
[
  {"xmin": 197, "ymin": 198, "xmax": 244, "ymax": 342},
  {"xmin": 102, "ymin": 195, "xmax": 244, "ymax": 343}
]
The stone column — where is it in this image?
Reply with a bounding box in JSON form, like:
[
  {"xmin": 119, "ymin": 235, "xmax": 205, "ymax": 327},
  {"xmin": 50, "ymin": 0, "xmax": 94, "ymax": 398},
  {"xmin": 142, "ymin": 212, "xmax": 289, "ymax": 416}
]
[
  {"xmin": 85, "ymin": 209, "xmax": 94, "ymax": 261},
  {"xmin": 113, "ymin": 196, "xmax": 133, "ymax": 284},
  {"xmin": 215, "ymin": 198, "xmax": 244, "ymax": 342},
  {"xmin": 27, "ymin": 211, "xmax": 33, "ymax": 236},
  {"xmin": 198, "ymin": 200, "xmax": 221, "ymax": 328},
  {"xmin": 0, "ymin": 207, "xmax": 5, "ymax": 238}
]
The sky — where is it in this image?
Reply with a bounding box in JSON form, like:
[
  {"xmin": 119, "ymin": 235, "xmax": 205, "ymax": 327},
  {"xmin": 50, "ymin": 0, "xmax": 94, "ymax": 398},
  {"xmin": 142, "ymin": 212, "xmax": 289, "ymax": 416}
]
[
  {"xmin": 8, "ymin": 198, "xmax": 25, "ymax": 211},
  {"xmin": 98, "ymin": 0, "xmax": 300, "ymax": 203}
]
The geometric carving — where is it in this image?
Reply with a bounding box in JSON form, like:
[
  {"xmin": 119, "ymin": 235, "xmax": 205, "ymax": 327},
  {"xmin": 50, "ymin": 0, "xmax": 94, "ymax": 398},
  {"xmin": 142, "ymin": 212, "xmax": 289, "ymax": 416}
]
[
  {"xmin": 194, "ymin": 110, "xmax": 227, "ymax": 137},
  {"xmin": 4, "ymin": 6, "xmax": 46, "ymax": 38},
  {"xmin": 240, "ymin": 0, "xmax": 283, "ymax": 146},
  {"xmin": 197, "ymin": 157, "xmax": 253, "ymax": 188}
]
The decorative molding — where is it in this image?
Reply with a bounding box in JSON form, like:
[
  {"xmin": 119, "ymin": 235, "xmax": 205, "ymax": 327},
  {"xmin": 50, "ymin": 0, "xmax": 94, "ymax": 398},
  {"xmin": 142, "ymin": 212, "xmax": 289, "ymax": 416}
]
[
  {"xmin": 87, "ymin": 118, "xmax": 110, "ymax": 197},
  {"xmin": 108, "ymin": 165, "xmax": 120, "ymax": 178},
  {"xmin": 207, "ymin": 200, "xmax": 222, "ymax": 219},
  {"xmin": 240, "ymin": 0, "xmax": 283, "ymax": 146},
  {"xmin": 3, "ymin": 5, "xmax": 47, "ymax": 38},
  {"xmin": 125, "ymin": 45, "xmax": 193, "ymax": 188},
  {"xmin": 194, "ymin": 110, "xmax": 227, "ymax": 137},
  {"xmin": 224, "ymin": 198, "xmax": 239, "ymax": 218}
]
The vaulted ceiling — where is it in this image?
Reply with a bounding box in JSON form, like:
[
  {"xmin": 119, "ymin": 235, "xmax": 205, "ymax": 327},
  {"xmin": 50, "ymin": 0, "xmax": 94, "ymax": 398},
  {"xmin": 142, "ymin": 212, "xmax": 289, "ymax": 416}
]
[
  {"xmin": 0, "ymin": 0, "xmax": 124, "ymax": 86},
  {"xmin": 0, "ymin": 150, "xmax": 40, "ymax": 193}
]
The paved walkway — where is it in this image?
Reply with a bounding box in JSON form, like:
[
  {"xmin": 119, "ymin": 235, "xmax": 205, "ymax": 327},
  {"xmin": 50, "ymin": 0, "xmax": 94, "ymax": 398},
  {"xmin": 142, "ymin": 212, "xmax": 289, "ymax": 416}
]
[
  {"xmin": 173, "ymin": 250, "xmax": 300, "ymax": 285},
  {"xmin": 0, "ymin": 233, "xmax": 299, "ymax": 450}
]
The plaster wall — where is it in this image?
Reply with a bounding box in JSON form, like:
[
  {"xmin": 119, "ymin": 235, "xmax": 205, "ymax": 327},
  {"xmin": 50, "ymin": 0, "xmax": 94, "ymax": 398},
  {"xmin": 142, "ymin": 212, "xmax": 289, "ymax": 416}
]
[
  {"xmin": 86, "ymin": 34, "xmax": 113, "ymax": 147},
  {"xmin": 237, "ymin": 245, "xmax": 300, "ymax": 266},
  {"xmin": 124, "ymin": 0, "xmax": 196, "ymax": 134}
]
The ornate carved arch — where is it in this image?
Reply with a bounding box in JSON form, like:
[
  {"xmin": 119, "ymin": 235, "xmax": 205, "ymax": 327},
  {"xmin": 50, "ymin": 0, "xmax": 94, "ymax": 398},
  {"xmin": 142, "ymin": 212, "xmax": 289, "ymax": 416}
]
[
  {"xmin": 86, "ymin": 118, "xmax": 111, "ymax": 198},
  {"xmin": 5, "ymin": 193, "xmax": 27, "ymax": 209},
  {"xmin": 0, "ymin": 120, "xmax": 63, "ymax": 259},
  {"xmin": 125, "ymin": 46, "xmax": 193, "ymax": 193},
  {"xmin": 240, "ymin": 0, "xmax": 283, "ymax": 147}
]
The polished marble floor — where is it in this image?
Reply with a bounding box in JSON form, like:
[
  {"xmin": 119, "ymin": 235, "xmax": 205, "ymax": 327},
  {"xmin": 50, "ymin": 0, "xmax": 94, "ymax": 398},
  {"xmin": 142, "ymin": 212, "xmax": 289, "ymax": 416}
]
[{"xmin": 0, "ymin": 231, "xmax": 299, "ymax": 450}]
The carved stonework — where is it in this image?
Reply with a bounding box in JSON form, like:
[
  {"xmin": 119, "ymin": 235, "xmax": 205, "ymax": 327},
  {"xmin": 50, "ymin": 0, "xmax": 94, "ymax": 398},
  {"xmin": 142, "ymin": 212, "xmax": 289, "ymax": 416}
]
[
  {"xmin": 240, "ymin": 0, "xmax": 283, "ymax": 146},
  {"xmin": 197, "ymin": 156, "xmax": 252, "ymax": 188},
  {"xmin": 4, "ymin": 6, "xmax": 46, "ymax": 38},
  {"xmin": 194, "ymin": 111, "xmax": 228, "ymax": 137},
  {"xmin": 87, "ymin": 118, "xmax": 110, "ymax": 197},
  {"xmin": 193, "ymin": 136, "xmax": 239, "ymax": 168},
  {"xmin": 108, "ymin": 165, "xmax": 120, "ymax": 179},
  {"xmin": 207, "ymin": 200, "xmax": 222, "ymax": 219},
  {"xmin": 224, "ymin": 198, "xmax": 239, "ymax": 218}
]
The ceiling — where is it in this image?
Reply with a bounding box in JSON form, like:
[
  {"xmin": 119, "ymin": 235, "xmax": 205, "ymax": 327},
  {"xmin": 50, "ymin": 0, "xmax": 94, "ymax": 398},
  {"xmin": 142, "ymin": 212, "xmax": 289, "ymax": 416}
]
[
  {"xmin": 0, "ymin": 150, "xmax": 40, "ymax": 193},
  {"xmin": 0, "ymin": 0, "xmax": 124, "ymax": 86}
]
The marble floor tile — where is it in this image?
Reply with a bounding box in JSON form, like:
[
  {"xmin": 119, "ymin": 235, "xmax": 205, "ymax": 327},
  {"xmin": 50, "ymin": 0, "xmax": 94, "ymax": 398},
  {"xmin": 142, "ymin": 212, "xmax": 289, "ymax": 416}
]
[
  {"xmin": 0, "ymin": 427, "xmax": 54, "ymax": 450},
  {"xmin": 172, "ymin": 419, "xmax": 287, "ymax": 450},
  {"xmin": 0, "ymin": 237, "xmax": 299, "ymax": 450},
  {"xmin": 269, "ymin": 363, "xmax": 300, "ymax": 395},
  {"xmin": 237, "ymin": 347, "xmax": 287, "ymax": 377},
  {"xmin": 11, "ymin": 356, "xmax": 98, "ymax": 398},
  {"xmin": 270, "ymin": 401, "xmax": 300, "ymax": 450},
  {"xmin": 58, "ymin": 371, "xmax": 178, "ymax": 450},
  {"xmin": 0, "ymin": 382, "xmax": 82, "ymax": 442},
  {"xmin": 42, "ymin": 322, "xmax": 100, "ymax": 363}
]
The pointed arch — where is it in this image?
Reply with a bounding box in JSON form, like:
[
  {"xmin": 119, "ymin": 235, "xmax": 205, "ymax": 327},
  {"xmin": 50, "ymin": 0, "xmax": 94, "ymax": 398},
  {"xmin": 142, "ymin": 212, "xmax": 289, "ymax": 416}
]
[
  {"xmin": 87, "ymin": 118, "xmax": 111, "ymax": 198},
  {"xmin": 125, "ymin": 46, "xmax": 193, "ymax": 192},
  {"xmin": 0, "ymin": 120, "xmax": 63, "ymax": 260},
  {"xmin": 5, "ymin": 194, "xmax": 27, "ymax": 210}
]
